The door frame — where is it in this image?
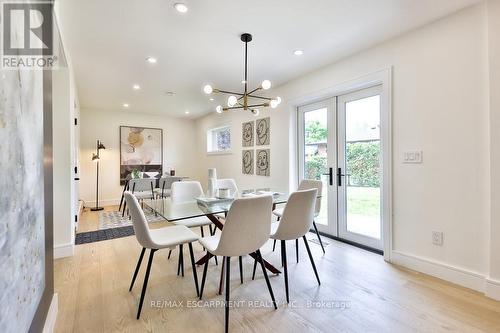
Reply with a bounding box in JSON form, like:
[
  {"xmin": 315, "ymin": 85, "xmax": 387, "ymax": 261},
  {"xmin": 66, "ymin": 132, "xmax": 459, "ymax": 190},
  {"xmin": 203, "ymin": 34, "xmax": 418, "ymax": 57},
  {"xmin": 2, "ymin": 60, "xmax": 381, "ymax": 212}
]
[
  {"xmin": 337, "ymin": 85, "xmax": 383, "ymax": 250},
  {"xmin": 297, "ymin": 97, "xmax": 338, "ymax": 236},
  {"xmin": 291, "ymin": 68, "xmax": 392, "ymax": 261}
]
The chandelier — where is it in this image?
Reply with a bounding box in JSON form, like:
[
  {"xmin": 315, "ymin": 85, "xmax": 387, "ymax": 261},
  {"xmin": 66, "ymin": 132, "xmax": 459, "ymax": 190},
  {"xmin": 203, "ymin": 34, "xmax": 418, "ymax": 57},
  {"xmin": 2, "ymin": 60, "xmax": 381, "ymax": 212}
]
[{"xmin": 203, "ymin": 33, "xmax": 282, "ymax": 115}]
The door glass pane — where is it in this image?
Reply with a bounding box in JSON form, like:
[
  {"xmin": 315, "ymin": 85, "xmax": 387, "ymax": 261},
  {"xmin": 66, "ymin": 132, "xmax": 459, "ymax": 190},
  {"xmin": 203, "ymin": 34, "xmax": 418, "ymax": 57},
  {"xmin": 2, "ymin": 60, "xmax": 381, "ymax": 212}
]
[
  {"xmin": 303, "ymin": 108, "xmax": 328, "ymax": 226},
  {"xmin": 345, "ymin": 95, "xmax": 381, "ymax": 239}
]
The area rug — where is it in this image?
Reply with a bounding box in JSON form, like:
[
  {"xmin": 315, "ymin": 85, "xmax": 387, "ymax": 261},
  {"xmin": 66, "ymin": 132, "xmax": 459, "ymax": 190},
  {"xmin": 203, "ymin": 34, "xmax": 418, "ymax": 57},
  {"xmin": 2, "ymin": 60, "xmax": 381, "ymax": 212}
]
[{"xmin": 98, "ymin": 207, "xmax": 165, "ymax": 230}]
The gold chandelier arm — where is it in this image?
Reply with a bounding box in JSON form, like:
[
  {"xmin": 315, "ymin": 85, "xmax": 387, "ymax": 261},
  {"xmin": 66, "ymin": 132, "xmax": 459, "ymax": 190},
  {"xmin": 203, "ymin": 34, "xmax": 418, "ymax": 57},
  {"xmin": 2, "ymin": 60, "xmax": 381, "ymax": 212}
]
[
  {"xmin": 247, "ymin": 87, "xmax": 261, "ymax": 95},
  {"xmin": 215, "ymin": 89, "xmax": 245, "ymax": 96},
  {"xmin": 223, "ymin": 106, "xmax": 245, "ymax": 111},
  {"xmin": 246, "ymin": 94, "xmax": 273, "ymax": 101},
  {"xmin": 247, "ymin": 103, "xmax": 270, "ymax": 108}
]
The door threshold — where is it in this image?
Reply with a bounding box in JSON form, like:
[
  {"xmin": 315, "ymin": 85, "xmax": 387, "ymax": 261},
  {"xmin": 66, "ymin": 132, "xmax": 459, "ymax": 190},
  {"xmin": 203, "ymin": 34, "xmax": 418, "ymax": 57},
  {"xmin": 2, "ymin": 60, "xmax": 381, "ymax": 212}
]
[{"xmin": 310, "ymin": 229, "xmax": 383, "ymax": 255}]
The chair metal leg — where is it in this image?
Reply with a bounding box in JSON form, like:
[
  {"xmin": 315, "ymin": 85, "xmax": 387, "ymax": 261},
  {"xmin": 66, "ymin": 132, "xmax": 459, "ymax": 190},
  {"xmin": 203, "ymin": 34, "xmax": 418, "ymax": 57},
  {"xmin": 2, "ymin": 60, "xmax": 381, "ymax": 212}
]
[
  {"xmin": 167, "ymin": 249, "xmax": 172, "ymax": 260},
  {"xmin": 280, "ymin": 239, "xmax": 285, "ymax": 267},
  {"xmin": 282, "ymin": 240, "xmax": 289, "ymax": 303},
  {"xmin": 188, "ymin": 243, "xmax": 200, "ymax": 297},
  {"xmin": 272, "ymin": 239, "xmax": 276, "ymax": 252},
  {"xmin": 177, "ymin": 244, "xmax": 184, "ymax": 277},
  {"xmin": 224, "ymin": 256, "xmax": 231, "ymax": 333},
  {"xmin": 295, "ymin": 238, "xmax": 299, "ymax": 263},
  {"xmin": 180, "ymin": 244, "xmax": 184, "ymax": 277},
  {"xmin": 252, "ymin": 257, "xmax": 257, "ymax": 280},
  {"xmin": 312, "ymin": 221, "xmax": 325, "ymax": 254},
  {"xmin": 256, "ymin": 249, "xmax": 277, "ymax": 309},
  {"xmin": 122, "ymin": 201, "xmax": 127, "ymax": 217},
  {"xmin": 129, "ymin": 247, "xmax": 145, "ymax": 291},
  {"xmin": 303, "ymin": 236, "xmax": 321, "ymax": 285},
  {"xmin": 199, "ymin": 253, "xmax": 211, "ymax": 299},
  {"xmin": 239, "ymin": 256, "xmax": 243, "ymax": 284},
  {"xmin": 218, "ymin": 256, "xmax": 225, "ymax": 295},
  {"xmin": 214, "ymin": 255, "xmax": 218, "ymax": 266},
  {"xmin": 137, "ymin": 249, "xmax": 156, "ymax": 319},
  {"xmin": 200, "ymin": 226, "xmax": 206, "ymax": 251}
]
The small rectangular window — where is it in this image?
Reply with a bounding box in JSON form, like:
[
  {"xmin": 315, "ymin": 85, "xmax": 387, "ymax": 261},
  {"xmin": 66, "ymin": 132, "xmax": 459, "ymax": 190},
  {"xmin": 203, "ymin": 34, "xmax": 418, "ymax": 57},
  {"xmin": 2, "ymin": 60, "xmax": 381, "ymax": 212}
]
[{"xmin": 207, "ymin": 126, "xmax": 231, "ymax": 154}]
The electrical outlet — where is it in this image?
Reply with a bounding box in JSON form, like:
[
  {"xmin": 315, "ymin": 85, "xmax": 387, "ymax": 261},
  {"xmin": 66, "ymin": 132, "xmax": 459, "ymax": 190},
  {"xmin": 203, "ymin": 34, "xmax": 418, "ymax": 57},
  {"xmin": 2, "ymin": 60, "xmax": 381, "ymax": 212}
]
[
  {"xmin": 403, "ymin": 150, "xmax": 423, "ymax": 164},
  {"xmin": 432, "ymin": 231, "xmax": 443, "ymax": 246}
]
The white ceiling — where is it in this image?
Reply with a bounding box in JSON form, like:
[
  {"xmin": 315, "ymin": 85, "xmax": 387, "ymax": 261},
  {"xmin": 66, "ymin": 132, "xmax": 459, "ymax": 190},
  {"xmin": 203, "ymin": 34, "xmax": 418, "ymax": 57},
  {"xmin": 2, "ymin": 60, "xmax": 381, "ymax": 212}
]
[{"xmin": 58, "ymin": 0, "xmax": 480, "ymax": 118}]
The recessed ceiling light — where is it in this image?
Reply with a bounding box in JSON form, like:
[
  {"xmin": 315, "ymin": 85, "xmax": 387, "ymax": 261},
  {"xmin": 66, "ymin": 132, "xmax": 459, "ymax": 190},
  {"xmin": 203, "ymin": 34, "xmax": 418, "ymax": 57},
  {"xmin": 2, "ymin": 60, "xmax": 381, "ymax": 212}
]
[
  {"xmin": 209, "ymin": 98, "xmax": 214, "ymax": 101},
  {"xmin": 165, "ymin": 91, "xmax": 175, "ymax": 96},
  {"xmin": 174, "ymin": 3, "xmax": 188, "ymax": 13},
  {"xmin": 133, "ymin": 84, "xmax": 140, "ymax": 90},
  {"xmin": 146, "ymin": 56, "xmax": 157, "ymax": 64},
  {"xmin": 185, "ymin": 110, "xmax": 190, "ymax": 114},
  {"xmin": 293, "ymin": 50, "xmax": 304, "ymax": 56},
  {"xmin": 123, "ymin": 103, "xmax": 129, "ymax": 108}
]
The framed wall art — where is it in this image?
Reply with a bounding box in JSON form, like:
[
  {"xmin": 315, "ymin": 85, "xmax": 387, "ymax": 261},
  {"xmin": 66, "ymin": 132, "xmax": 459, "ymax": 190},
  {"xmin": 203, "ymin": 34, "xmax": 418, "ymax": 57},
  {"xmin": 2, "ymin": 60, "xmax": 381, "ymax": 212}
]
[{"xmin": 120, "ymin": 126, "xmax": 163, "ymax": 184}]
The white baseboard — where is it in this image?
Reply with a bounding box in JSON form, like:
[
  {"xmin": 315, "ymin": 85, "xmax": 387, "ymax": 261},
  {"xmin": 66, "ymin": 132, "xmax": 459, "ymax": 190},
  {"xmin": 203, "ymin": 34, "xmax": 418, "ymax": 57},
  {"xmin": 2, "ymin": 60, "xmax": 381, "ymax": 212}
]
[
  {"xmin": 54, "ymin": 242, "xmax": 74, "ymax": 259},
  {"xmin": 42, "ymin": 293, "xmax": 58, "ymax": 333},
  {"xmin": 485, "ymin": 277, "xmax": 500, "ymax": 301},
  {"xmin": 391, "ymin": 250, "xmax": 486, "ymax": 293},
  {"xmin": 84, "ymin": 198, "xmax": 120, "ymax": 208}
]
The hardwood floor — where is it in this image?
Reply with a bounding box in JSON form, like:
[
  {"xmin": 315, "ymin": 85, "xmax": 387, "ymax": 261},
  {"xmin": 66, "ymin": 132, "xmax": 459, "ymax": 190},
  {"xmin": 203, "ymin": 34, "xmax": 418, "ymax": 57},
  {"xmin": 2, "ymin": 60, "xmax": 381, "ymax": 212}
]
[{"xmin": 55, "ymin": 208, "xmax": 500, "ymax": 332}]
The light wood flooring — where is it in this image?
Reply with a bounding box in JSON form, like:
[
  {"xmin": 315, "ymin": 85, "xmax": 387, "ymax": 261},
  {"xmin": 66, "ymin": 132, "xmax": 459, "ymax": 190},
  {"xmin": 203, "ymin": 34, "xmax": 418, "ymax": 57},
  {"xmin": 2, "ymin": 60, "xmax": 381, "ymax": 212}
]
[{"xmin": 55, "ymin": 207, "xmax": 500, "ymax": 332}]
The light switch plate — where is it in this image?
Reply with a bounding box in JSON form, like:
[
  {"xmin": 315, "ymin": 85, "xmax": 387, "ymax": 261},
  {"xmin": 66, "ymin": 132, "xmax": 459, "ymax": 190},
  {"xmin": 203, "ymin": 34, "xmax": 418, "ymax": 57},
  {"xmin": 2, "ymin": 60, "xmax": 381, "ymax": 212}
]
[
  {"xmin": 403, "ymin": 150, "xmax": 423, "ymax": 164},
  {"xmin": 432, "ymin": 231, "xmax": 444, "ymax": 246}
]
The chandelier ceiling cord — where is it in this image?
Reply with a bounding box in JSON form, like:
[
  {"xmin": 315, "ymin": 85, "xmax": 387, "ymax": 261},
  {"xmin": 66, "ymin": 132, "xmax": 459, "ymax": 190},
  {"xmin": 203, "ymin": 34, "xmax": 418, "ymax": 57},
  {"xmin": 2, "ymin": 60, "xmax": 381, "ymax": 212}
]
[{"xmin": 203, "ymin": 33, "xmax": 282, "ymax": 115}]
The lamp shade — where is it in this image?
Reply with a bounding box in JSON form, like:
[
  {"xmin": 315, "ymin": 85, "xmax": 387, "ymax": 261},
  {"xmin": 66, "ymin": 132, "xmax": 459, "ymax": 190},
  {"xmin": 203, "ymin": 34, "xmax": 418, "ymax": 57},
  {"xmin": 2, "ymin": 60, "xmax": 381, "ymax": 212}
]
[{"xmin": 92, "ymin": 153, "xmax": 100, "ymax": 162}]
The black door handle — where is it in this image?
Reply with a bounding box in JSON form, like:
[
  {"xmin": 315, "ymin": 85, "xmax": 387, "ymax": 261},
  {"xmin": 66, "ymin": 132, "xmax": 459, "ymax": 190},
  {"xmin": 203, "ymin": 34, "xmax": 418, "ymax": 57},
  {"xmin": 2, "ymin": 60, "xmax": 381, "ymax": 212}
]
[
  {"xmin": 74, "ymin": 177, "xmax": 80, "ymax": 181},
  {"xmin": 322, "ymin": 167, "xmax": 333, "ymax": 186},
  {"xmin": 337, "ymin": 168, "xmax": 342, "ymax": 187}
]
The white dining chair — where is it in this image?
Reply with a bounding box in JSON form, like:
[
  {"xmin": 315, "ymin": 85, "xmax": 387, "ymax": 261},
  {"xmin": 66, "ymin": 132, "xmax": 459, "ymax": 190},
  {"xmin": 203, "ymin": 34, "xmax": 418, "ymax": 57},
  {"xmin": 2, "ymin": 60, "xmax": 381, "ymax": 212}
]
[
  {"xmin": 254, "ymin": 188, "xmax": 320, "ymax": 303},
  {"xmin": 216, "ymin": 178, "xmax": 238, "ymax": 195},
  {"xmin": 124, "ymin": 192, "xmax": 200, "ymax": 319},
  {"xmin": 272, "ymin": 179, "xmax": 325, "ymax": 257},
  {"xmin": 122, "ymin": 178, "xmax": 156, "ymax": 217},
  {"xmin": 198, "ymin": 195, "xmax": 277, "ymax": 333},
  {"xmin": 155, "ymin": 176, "xmax": 184, "ymax": 199},
  {"xmin": 168, "ymin": 181, "xmax": 216, "ymax": 263},
  {"xmin": 214, "ymin": 178, "xmax": 239, "ymax": 222}
]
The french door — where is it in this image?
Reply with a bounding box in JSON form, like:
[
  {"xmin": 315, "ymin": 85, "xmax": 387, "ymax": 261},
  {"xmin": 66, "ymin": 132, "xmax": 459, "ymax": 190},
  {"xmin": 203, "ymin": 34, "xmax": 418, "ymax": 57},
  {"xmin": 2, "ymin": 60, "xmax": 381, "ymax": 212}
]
[{"xmin": 298, "ymin": 85, "xmax": 383, "ymax": 250}]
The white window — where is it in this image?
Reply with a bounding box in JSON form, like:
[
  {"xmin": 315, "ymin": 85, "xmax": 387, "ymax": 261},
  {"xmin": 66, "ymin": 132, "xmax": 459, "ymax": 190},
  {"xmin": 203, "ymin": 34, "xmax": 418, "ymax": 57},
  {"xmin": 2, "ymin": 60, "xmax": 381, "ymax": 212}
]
[{"xmin": 207, "ymin": 126, "xmax": 231, "ymax": 154}]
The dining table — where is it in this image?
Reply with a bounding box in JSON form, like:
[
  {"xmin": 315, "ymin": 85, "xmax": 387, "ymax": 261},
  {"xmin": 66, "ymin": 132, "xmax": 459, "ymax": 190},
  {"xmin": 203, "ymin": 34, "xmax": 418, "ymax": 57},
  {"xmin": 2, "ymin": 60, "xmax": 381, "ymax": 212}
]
[{"xmin": 143, "ymin": 189, "xmax": 296, "ymax": 273}]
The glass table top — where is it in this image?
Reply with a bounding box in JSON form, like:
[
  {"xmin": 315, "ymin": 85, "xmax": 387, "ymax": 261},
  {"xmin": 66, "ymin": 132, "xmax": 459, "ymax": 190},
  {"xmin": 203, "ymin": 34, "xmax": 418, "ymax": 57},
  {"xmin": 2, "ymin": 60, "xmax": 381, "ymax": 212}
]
[{"xmin": 144, "ymin": 189, "xmax": 291, "ymax": 222}]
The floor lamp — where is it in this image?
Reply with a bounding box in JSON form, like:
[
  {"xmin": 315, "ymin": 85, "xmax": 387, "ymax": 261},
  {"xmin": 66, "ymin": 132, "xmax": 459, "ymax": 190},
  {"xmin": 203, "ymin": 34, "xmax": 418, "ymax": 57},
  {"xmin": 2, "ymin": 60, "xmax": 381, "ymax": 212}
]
[{"xmin": 91, "ymin": 140, "xmax": 106, "ymax": 211}]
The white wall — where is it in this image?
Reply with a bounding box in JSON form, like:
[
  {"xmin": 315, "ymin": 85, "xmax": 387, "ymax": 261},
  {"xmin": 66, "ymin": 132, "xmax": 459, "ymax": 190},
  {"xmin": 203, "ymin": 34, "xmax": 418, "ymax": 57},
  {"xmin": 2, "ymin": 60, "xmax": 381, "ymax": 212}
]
[
  {"xmin": 53, "ymin": 2, "xmax": 79, "ymax": 259},
  {"xmin": 79, "ymin": 109, "xmax": 198, "ymax": 206},
  {"xmin": 196, "ymin": 4, "xmax": 493, "ymax": 291},
  {"xmin": 487, "ymin": 0, "xmax": 500, "ymax": 299}
]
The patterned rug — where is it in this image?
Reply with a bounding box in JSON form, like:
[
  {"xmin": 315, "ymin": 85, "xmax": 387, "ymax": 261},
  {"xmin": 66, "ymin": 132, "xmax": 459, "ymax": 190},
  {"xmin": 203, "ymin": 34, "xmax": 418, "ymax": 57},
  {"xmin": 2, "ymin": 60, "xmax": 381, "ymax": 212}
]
[{"xmin": 98, "ymin": 207, "xmax": 165, "ymax": 230}]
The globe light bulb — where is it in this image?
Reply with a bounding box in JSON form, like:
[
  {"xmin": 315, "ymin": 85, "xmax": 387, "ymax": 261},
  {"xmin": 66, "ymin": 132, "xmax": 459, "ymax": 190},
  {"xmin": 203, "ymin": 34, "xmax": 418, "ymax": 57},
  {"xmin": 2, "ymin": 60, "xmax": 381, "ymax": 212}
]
[
  {"xmin": 276, "ymin": 96, "xmax": 282, "ymax": 104},
  {"xmin": 253, "ymin": 109, "xmax": 260, "ymax": 116},
  {"xmin": 270, "ymin": 99, "xmax": 279, "ymax": 108},
  {"xmin": 261, "ymin": 80, "xmax": 271, "ymax": 90},
  {"xmin": 216, "ymin": 105, "xmax": 223, "ymax": 113},
  {"xmin": 203, "ymin": 84, "xmax": 213, "ymax": 94},
  {"xmin": 227, "ymin": 95, "xmax": 237, "ymax": 107}
]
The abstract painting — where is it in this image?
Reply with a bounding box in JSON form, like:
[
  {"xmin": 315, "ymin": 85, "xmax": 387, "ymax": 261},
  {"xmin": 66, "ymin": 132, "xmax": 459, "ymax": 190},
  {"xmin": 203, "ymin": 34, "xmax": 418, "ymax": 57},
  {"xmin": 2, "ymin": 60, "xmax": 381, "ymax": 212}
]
[
  {"xmin": 242, "ymin": 121, "xmax": 254, "ymax": 147},
  {"xmin": 120, "ymin": 126, "xmax": 163, "ymax": 184},
  {"xmin": 0, "ymin": 64, "xmax": 45, "ymax": 332},
  {"xmin": 256, "ymin": 117, "xmax": 270, "ymax": 145},
  {"xmin": 256, "ymin": 149, "xmax": 270, "ymax": 176},
  {"xmin": 242, "ymin": 150, "xmax": 254, "ymax": 175}
]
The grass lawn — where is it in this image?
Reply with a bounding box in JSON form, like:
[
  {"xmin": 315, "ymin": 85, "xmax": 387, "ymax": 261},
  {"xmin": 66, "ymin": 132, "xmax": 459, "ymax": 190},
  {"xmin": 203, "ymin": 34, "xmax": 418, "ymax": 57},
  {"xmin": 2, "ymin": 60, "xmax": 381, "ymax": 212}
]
[{"xmin": 347, "ymin": 186, "xmax": 380, "ymax": 217}]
